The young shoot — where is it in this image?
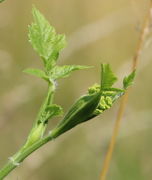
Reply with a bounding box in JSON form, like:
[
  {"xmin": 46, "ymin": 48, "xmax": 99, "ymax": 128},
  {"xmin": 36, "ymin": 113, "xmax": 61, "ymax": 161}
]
[{"xmin": 0, "ymin": 6, "xmax": 135, "ymax": 179}]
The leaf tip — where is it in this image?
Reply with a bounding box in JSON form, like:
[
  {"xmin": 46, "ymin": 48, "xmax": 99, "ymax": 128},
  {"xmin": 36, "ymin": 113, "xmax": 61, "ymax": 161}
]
[{"xmin": 123, "ymin": 70, "xmax": 136, "ymax": 89}]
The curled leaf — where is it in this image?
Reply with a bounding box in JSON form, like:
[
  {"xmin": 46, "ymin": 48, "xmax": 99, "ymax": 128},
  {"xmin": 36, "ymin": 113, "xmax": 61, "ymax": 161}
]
[
  {"xmin": 38, "ymin": 104, "xmax": 63, "ymax": 124},
  {"xmin": 51, "ymin": 92, "xmax": 101, "ymax": 138},
  {"xmin": 45, "ymin": 104, "xmax": 63, "ymax": 122}
]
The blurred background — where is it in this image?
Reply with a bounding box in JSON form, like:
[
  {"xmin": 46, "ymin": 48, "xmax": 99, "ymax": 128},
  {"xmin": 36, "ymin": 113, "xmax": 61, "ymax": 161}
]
[{"xmin": 0, "ymin": 0, "xmax": 152, "ymax": 179}]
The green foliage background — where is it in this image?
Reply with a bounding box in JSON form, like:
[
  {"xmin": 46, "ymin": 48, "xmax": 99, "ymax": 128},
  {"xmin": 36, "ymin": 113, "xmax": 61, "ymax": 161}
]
[{"xmin": 0, "ymin": 0, "xmax": 152, "ymax": 179}]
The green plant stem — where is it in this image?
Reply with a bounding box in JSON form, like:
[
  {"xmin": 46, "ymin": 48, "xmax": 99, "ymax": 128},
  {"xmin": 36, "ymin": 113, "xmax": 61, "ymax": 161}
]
[
  {"xmin": 34, "ymin": 82, "xmax": 55, "ymax": 125},
  {"xmin": 0, "ymin": 82, "xmax": 56, "ymax": 179},
  {"xmin": 0, "ymin": 130, "xmax": 58, "ymax": 180}
]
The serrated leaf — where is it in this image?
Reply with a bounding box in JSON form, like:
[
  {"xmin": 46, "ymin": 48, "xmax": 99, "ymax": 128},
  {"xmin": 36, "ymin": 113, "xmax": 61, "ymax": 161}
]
[
  {"xmin": 49, "ymin": 65, "xmax": 91, "ymax": 80},
  {"xmin": 123, "ymin": 70, "xmax": 136, "ymax": 89},
  {"xmin": 28, "ymin": 7, "xmax": 66, "ymax": 69},
  {"xmin": 45, "ymin": 104, "xmax": 63, "ymax": 122},
  {"xmin": 23, "ymin": 68, "xmax": 49, "ymax": 81},
  {"xmin": 101, "ymin": 64, "xmax": 117, "ymax": 89}
]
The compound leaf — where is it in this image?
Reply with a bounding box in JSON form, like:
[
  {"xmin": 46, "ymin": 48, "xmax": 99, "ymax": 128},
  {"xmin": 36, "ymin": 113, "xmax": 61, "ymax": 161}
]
[{"xmin": 29, "ymin": 7, "xmax": 66, "ymax": 70}]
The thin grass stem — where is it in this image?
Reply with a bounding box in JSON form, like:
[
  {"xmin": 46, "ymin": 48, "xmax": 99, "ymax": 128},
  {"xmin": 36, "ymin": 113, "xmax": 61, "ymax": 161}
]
[{"xmin": 99, "ymin": 1, "xmax": 152, "ymax": 180}]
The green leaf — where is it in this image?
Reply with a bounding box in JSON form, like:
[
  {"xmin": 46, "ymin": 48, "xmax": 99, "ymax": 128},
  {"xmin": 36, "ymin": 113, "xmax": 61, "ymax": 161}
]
[
  {"xmin": 52, "ymin": 92, "xmax": 101, "ymax": 138},
  {"xmin": 23, "ymin": 68, "xmax": 49, "ymax": 81},
  {"xmin": 101, "ymin": 64, "xmax": 117, "ymax": 89},
  {"xmin": 123, "ymin": 70, "xmax": 136, "ymax": 89},
  {"xmin": 45, "ymin": 104, "xmax": 63, "ymax": 122},
  {"xmin": 28, "ymin": 7, "xmax": 66, "ymax": 69},
  {"xmin": 102, "ymin": 88, "xmax": 124, "ymax": 92},
  {"xmin": 49, "ymin": 65, "xmax": 91, "ymax": 80}
]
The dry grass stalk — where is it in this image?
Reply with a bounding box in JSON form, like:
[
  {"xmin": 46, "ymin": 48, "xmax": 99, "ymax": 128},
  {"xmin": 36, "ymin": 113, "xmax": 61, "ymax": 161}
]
[{"xmin": 100, "ymin": 1, "xmax": 152, "ymax": 180}]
